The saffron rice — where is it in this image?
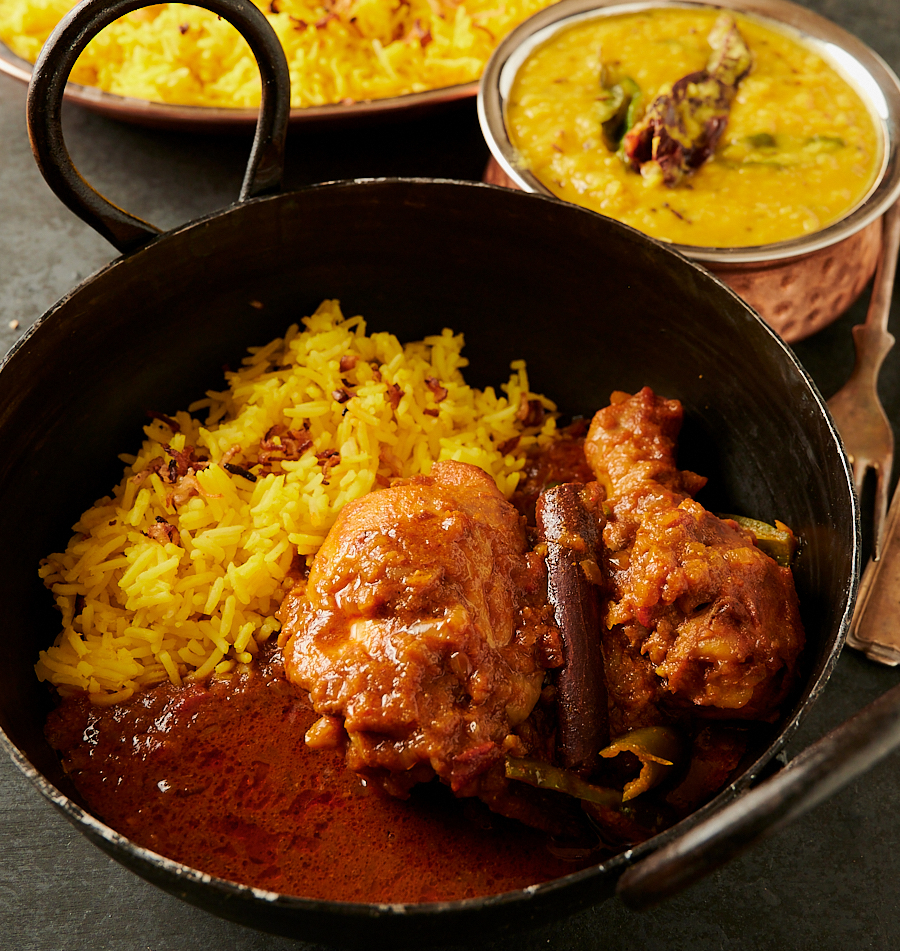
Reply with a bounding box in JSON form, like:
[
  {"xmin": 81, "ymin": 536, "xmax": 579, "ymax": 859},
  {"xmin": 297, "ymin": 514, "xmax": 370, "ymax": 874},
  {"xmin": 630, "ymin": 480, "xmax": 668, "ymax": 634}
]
[
  {"xmin": 0, "ymin": 0, "xmax": 558, "ymax": 109},
  {"xmin": 36, "ymin": 300, "xmax": 557, "ymax": 704}
]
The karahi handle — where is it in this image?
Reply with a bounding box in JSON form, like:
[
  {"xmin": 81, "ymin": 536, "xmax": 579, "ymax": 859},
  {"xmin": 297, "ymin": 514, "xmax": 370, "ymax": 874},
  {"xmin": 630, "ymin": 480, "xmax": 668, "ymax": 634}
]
[
  {"xmin": 27, "ymin": 0, "xmax": 290, "ymax": 254},
  {"xmin": 617, "ymin": 679, "xmax": 900, "ymax": 910}
]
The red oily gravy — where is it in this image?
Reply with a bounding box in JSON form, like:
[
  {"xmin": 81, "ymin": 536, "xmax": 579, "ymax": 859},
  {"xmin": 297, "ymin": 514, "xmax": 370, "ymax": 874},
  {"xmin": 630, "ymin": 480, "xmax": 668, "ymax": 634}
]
[
  {"xmin": 44, "ymin": 646, "xmax": 592, "ymax": 903},
  {"xmin": 40, "ymin": 405, "xmax": 796, "ymax": 901}
]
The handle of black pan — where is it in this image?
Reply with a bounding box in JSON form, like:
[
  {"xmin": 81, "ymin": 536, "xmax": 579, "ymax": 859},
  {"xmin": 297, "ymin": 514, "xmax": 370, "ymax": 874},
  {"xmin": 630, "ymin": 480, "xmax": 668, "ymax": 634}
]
[
  {"xmin": 616, "ymin": 678, "xmax": 900, "ymax": 910},
  {"xmin": 26, "ymin": 0, "xmax": 289, "ymax": 255}
]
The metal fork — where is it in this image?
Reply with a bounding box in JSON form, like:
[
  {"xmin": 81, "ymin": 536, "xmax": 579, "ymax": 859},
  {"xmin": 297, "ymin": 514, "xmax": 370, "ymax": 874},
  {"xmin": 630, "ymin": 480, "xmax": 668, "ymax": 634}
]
[{"xmin": 827, "ymin": 199, "xmax": 900, "ymax": 564}]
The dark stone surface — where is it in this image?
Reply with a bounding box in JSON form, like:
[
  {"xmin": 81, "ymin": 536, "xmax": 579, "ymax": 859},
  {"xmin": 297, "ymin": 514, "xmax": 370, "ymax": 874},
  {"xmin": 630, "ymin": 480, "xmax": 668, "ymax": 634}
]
[{"xmin": 2, "ymin": 0, "xmax": 900, "ymax": 948}]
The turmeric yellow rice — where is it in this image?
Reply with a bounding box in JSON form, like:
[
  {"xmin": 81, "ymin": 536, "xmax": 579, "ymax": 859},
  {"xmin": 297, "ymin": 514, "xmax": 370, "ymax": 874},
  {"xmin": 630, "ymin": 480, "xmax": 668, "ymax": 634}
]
[
  {"xmin": 36, "ymin": 301, "xmax": 558, "ymax": 703},
  {"xmin": 0, "ymin": 0, "xmax": 559, "ymax": 108}
]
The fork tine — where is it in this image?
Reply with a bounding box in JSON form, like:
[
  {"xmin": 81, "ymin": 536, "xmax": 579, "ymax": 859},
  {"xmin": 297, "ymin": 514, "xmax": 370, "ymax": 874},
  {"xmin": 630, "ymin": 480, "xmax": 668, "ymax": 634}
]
[
  {"xmin": 872, "ymin": 458, "xmax": 892, "ymax": 562},
  {"xmin": 850, "ymin": 457, "xmax": 869, "ymax": 507}
]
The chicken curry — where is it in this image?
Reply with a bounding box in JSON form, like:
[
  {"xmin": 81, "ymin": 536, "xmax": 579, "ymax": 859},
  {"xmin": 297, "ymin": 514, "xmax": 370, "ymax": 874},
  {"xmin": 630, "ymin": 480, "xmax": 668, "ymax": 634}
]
[{"xmin": 43, "ymin": 386, "xmax": 805, "ymax": 900}]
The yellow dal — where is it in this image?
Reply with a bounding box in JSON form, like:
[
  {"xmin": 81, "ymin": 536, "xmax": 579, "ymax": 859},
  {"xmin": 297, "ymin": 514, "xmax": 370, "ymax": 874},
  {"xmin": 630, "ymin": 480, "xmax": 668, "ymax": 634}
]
[{"xmin": 506, "ymin": 8, "xmax": 881, "ymax": 247}]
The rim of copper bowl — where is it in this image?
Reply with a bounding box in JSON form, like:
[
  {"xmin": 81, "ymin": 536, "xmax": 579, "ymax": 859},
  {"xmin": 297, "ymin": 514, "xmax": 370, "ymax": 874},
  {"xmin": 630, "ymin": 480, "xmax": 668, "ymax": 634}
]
[{"xmin": 478, "ymin": 0, "xmax": 900, "ymax": 265}]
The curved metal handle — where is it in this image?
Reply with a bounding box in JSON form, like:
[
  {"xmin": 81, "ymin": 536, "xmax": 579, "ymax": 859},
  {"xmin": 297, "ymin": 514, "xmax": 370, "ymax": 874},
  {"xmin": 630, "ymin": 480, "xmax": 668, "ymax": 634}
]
[
  {"xmin": 26, "ymin": 0, "xmax": 289, "ymax": 254},
  {"xmin": 616, "ymin": 679, "xmax": 900, "ymax": 910}
]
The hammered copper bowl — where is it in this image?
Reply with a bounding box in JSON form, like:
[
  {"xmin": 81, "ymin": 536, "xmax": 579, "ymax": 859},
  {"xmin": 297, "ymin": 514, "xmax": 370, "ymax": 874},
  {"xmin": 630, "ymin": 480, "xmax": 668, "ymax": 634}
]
[{"xmin": 478, "ymin": 0, "xmax": 900, "ymax": 341}]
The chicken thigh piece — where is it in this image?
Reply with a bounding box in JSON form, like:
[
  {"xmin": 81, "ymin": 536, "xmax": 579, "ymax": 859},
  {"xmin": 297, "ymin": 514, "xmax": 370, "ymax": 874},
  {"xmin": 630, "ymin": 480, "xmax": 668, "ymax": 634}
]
[
  {"xmin": 585, "ymin": 387, "xmax": 804, "ymax": 729},
  {"xmin": 279, "ymin": 460, "xmax": 559, "ymax": 799}
]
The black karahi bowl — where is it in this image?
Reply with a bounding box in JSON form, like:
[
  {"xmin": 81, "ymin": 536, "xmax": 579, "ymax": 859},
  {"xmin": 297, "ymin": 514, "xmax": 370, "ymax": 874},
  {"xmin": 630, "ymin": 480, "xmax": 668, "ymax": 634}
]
[{"xmin": 0, "ymin": 0, "xmax": 858, "ymax": 945}]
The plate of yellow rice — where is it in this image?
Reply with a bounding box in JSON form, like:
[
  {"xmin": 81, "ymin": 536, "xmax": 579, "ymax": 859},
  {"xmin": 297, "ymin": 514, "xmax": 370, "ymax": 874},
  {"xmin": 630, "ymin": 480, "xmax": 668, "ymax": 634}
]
[{"xmin": 0, "ymin": 0, "xmax": 559, "ymax": 128}]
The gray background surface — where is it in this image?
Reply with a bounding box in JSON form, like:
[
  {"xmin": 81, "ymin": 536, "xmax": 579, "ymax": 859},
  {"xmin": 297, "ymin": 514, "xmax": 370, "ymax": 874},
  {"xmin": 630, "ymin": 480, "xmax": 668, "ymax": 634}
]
[{"xmin": 2, "ymin": 0, "xmax": 900, "ymax": 948}]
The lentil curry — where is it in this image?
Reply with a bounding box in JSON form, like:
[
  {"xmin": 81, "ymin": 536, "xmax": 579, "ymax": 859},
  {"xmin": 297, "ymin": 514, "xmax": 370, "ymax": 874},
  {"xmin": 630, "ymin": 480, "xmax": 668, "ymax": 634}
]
[{"xmin": 505, "ymin": 7, "xmax": 881, "ymax": 247}]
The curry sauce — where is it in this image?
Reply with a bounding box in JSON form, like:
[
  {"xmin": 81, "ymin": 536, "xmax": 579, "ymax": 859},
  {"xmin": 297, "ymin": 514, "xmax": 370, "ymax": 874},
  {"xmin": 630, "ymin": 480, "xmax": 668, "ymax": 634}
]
[
  {"xmin": 40, "ymin": 392, "xmax": 797, "ymax": 903},
  {"xmin": 44, "ymin": 646, "xmax": 593, "ymax": 902}
]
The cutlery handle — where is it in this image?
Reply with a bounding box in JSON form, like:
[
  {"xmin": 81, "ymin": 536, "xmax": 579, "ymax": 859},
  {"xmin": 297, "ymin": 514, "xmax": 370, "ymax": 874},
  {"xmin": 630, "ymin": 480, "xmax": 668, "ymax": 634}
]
[
  {"xmin": 26, "ymin": 0, "xmax": 289, "ymax": 254},
  {"xmin": 846, "ymin": 200, "xmax": 900, "ymax": 389},
  {"xmin": 845, "ymin": 200, "xmax": 900, "ymax": 660},
  {"xmin": 848, "ymin": 479, "xmax": 900, "ymax": 663}
]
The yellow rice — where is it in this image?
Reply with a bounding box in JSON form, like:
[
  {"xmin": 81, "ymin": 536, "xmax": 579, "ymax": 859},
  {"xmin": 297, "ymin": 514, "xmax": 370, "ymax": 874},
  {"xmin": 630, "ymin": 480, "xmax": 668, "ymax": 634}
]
[
  {"xmin": 36, "ymin": 300, "xmax": 558, "ymax": 704},
  {"xmin": 0, "ymin": 0, "xmax": 558, "ymax": 108}
]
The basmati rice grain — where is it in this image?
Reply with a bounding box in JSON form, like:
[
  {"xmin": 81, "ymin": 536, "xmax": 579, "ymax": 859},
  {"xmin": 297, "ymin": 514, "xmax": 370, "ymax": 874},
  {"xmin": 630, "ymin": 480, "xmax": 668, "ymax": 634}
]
[{"xmin": 35, "ymin": 300, "xmax": 558, "ymax": 701}]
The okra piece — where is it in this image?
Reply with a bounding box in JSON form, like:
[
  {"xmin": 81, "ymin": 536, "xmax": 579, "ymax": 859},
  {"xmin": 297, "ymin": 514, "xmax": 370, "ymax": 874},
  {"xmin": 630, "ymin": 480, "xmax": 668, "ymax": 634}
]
[{"xmin": 721, "ymin": 514, "xmax": 798, "ymax": 567}]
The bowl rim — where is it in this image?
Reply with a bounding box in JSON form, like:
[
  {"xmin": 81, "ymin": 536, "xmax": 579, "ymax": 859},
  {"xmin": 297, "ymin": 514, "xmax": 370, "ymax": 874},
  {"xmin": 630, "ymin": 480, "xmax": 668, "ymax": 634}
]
[{"xmin": 477, "ymin": 0, "xmax": 900, "ymax": 264}]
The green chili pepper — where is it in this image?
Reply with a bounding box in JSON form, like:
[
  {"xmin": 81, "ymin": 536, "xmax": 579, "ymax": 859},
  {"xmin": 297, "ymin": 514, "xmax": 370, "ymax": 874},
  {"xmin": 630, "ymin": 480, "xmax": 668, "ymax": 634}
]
[
  {"xmin": 718, "ymin": 132, "xmax": 845, "ymax": 169},
  {"xmin": 720, "ymin": 514, "xmax": 798, "ymax": 566},
  {"xmin": 595, "ymin": 83, "xmax": 627, "ymax": 125},
  {"xmin": 504, "ymin": 756, "xmax": 623, "ymax": 808},
  {"xmin": 805, "ymin": 134, "xmax": 845, "ymax": 152},
  {"xmin": 596, "ymin": 75, "xmax": 641, "ymax": 152},
  {"xmin": 621, "ymin": 78, "xmax": 643, "ymax": 131},
  {"xmin": 745, "ymin": 132, "xmax": 777, "ymax": 149},
  {"xmin": 599, "ymin": 726, "xmax": 684, "ymax": 802}
]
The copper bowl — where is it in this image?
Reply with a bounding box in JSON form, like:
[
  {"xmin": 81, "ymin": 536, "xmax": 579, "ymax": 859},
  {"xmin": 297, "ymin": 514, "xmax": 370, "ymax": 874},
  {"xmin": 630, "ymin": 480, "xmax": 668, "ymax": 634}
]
[{"xmin": 478, "ymin": 0, "xmax": 900, "ymax": 341}]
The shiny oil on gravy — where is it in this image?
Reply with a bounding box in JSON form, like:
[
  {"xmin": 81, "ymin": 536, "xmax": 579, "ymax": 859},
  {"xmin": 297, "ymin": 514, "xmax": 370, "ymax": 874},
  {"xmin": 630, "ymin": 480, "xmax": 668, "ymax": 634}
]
[
  {"xmin": 39, "ymin": 406, "xmax": 798, "ymax": 901},
  {"xmin": 506, "ymin": 8, "xmax": 881, "ymax": 247},
  {"xmin": 44, "ymin": 647, "xmax": 590, "ymax": 902}
]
